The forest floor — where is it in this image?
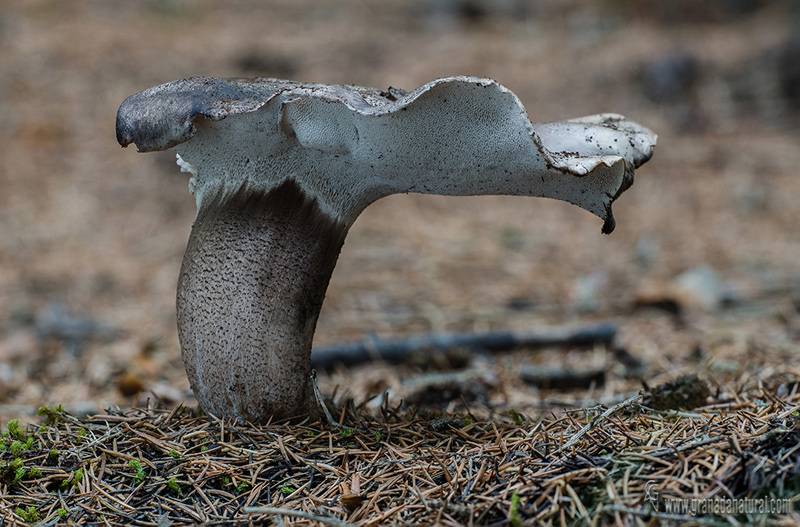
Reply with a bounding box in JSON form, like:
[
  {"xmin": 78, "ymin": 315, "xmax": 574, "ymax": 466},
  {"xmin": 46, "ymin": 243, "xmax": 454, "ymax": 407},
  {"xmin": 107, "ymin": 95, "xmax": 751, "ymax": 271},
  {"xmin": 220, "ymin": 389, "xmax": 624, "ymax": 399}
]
[{"xmin": 0, "ymin": 1, "xmax": 799, "ymax": 525}]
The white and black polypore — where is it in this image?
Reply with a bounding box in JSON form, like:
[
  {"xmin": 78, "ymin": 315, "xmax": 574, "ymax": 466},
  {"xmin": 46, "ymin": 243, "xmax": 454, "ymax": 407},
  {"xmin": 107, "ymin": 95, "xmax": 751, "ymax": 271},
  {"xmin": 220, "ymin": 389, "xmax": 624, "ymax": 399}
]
[{"xmin": 116, "ymin": 76, "xmax": 656, "ymax": 423}]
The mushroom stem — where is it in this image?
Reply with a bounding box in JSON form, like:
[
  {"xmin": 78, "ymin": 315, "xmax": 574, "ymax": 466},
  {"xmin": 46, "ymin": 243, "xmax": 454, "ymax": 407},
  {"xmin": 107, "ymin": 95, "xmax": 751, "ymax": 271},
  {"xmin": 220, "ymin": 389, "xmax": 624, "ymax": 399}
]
[{"xmin": 177, "ymin": 180, "xmax": 347, "ymax": 422}]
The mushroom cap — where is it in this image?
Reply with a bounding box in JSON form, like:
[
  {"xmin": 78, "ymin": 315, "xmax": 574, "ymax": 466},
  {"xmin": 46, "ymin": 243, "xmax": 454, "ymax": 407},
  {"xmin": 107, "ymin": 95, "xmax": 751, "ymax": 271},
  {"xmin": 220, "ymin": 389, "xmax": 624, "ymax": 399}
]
[{"xmin": 116, "ymin": 76, "xmax": 656, "ymax": 230}]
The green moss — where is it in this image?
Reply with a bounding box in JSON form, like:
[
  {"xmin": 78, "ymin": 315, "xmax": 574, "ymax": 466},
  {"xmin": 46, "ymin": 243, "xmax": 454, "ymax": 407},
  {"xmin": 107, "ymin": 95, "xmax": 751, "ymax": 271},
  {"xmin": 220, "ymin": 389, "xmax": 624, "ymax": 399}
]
[
  {"xmin": 509, "ymin": 493, "xmax": 522, "ymax": 527},
  {"xmin": 15, "ymin": 506, "xmax": 39, "ymax": 523},
  {"xmin": 10, "ymin": 440, "xmax": 24, "ymax": 458},
  {"xmin": 57, "ymin": 507, "xmax": 69, "ymax": 519},
  {"xmin": 508, "ymin": 409, "xmax": 525, "ymax": 425},
  {"xmin": 49, "ymin": 448, "xmax": 59, "ymax": 459},
  {"xmin": 75, "ymin": 428, "xmax": 87, "ymax": 444},
  {"xmin": 167, "ymin": 477, "xmax": 184, "ymax": 497},
  {"xmin": 1, "ymin": 458, "xmax": 25, "ymax": 486},
  {"xmin": 13, "ymin": 466, "xmax": 27, "ymax": 484},
  {"xmin": 61, "ymin": 467, "xmax": 84, "ymax": 489},
  {"xmin": 280, "ymin": 483, "xmax": 295, "ymax": 495},
  {"xmin": 73, "ymin": 467, "xmax": 84, "ymax": 485},
  {"xmin": 237, "ymin": 481, "xmax": 250, "ymax": 493},
  {"xmin": 338, "ymin": 427, "xmax": 355, "ymax": 438},
  {"xmin": 169, "ymin": 449, "xmax": 181, "ymax": 459},
  {"xmin": 7, "ymin": 419, "xmax": 25, "ymax": 441},
  {"xmin": 37, "ymin": 404, "xmax": 66, "ymax": 425},
  {"xmin": 128, "ymin": 459, "xmax": 145, "ymax": 485}
]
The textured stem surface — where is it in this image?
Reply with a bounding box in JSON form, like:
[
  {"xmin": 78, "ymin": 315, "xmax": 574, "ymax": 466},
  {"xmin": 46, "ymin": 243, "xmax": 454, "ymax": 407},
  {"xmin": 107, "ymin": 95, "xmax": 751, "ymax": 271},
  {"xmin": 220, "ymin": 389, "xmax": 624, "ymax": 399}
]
[{"xmin": 177, "ymin": 180, "xmax": 348, "ymax": 423}]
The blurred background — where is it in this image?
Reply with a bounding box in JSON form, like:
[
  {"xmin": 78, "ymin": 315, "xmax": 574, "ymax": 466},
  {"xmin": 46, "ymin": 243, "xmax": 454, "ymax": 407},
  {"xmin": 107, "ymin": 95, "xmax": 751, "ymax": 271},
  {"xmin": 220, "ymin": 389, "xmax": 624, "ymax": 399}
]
[{"xmin": 0, "ymin": 0, "xmax": 798, "ymax": 416}]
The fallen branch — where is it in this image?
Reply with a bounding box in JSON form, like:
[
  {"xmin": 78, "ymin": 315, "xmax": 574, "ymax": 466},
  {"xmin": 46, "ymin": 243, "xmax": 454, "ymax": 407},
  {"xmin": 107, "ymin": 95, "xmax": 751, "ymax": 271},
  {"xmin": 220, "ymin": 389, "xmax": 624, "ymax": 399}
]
[
  {"xmin": 311, "ymin": 322, "xmax": 616, "ymax": 372},
  {"xmin": 519, "ymin": 366, "xmax": 606, "ymax": 390}
]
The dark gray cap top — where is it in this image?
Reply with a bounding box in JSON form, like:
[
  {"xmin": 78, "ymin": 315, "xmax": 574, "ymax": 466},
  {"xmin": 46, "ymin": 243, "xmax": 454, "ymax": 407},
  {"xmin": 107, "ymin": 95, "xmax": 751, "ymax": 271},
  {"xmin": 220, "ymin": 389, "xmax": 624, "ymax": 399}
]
[{"xmin": 116, "ymin": 77, "xmax": 299, "ymax": 152}]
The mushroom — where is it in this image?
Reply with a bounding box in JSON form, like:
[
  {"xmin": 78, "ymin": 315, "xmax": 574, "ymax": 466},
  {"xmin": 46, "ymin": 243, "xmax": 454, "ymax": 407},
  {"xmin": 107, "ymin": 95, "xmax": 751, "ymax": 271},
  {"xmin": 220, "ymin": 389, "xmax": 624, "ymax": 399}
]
[{"xmin": 116, "ymin": 76, "xmax": 656, "ymax": 423}]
